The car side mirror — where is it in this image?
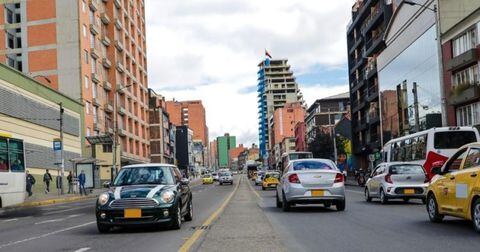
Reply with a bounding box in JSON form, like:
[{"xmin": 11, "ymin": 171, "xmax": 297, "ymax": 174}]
[
  {"xmin": 431, "ymin": 166, "xmax": 442, "ymax": 175},
  {"xmin": 103, "ymin": 181, "xmax": 111, "ymax": 188},
  {"xmin": 180, "ymin": 178, "xmax": 190, "ymax": 185}
]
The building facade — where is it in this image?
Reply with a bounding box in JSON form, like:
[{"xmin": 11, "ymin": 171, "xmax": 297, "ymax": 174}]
[
  {"xmin": 257, "ymin": 58, "xmax": 303, "ymax": 160},
  {"xmin": 0, "ymin": 63, "xmax": 83, "ymax": 191},
  {"xmin": 294, "ymin": 122, "xmax": 307, "ymax": 152},
  {"xmin": 0, "ymin": 0, "xmax": 150, "ymax": 167},
  {"xmin": 175, "ymin": 125, "xmax": 193, "ymax": 175},
  {"xmin": 216, "ymin": 134, "xmax": 236, "ymax": 168},
  {"xmin": 148, "ymin": 89, "xmax": 175, "ymax": 164},
  {"xmin": 439, "ymin": 0, "xmax": 480, "ymax": 126},
  {"xmin": 346, "ymin": 0, "xmax": 393, "ymax": 168},
  {"xmin": 165, "ymin": 100, "xmax": 208, "ymax": 146},
  {"xmin": 306, "ymin": 92, "xmax": 350, "ymax": 147}
]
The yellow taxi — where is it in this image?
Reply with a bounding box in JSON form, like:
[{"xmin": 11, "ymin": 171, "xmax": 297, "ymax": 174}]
[
  {"xmin": 426, "ymin": 143, "xmax": 480, "ymax": 233},
  {"xmin": 262, "ymin": 172, "xmax": 280, "ymax": 191},
  {"xmin": 202, "ymin": 174, "xmax": 214, "ymax": 184}
]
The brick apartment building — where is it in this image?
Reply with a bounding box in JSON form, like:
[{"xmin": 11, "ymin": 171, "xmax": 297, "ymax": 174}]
[
  {"xmin": 148, "ymin": 89, "xmax": 175, "ymax": 164},
  {"xmin": 165, "ymin": 100, "xmax": 208, "ymax": 146},
  {"xmin": 0, "ymin": 0, "xmax": 150, "ymax": 167}
]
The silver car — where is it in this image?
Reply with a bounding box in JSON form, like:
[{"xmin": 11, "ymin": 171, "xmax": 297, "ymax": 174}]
[
  {"xmin": 255, "ymin": 171, "xmax": 265, "ymax": 186},
  {"xmin": 218, "ymin": 171, "xmax": 233, "ymax": 185},
  {"xmin": 365, "ymin": 162, "xmax": 428, "ymax": 204},
  {"xmin": 276, "ymin": 159, "xmax": 346, "ymax": 211}
]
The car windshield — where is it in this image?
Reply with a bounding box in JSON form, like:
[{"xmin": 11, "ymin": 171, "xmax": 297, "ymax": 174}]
[
  {"xmin": 389, "ymin": 164, "xmax": 425, "ymax": 175},
  {"xmin": 220, "ymin": 172, "xmax": 231, "ymax": 176},
  {"xmin": 203, "ymin": 175, "xmax": 212, "ymax": 178},
  {"xmin": 113, "ymin": 166, "xmax": 175, "ymax": 186},
  {"xmin": 434, "ymin": 131, "xmax": 477, "ymax": 149},
  {"xmin": 293, "ymin": 160, "xmax": 335, "ymax": 171},
  {"xmin": 265, "ymin": 173, "xmax": 279, "ymax": 179}
]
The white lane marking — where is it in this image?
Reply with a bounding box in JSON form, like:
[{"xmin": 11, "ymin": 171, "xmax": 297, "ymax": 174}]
[
  {"xmin": 73, "ymin": 247, "xmax": 91, "ymax": 252},
  {"xmin": 35, "ymin": 213, "xmax": 84, "ymax": 225},
  {"xmin": 2, "ymin": 218, "xmax": 19, "ymax": 223},
  {"xmin": 346, "ymin": 189, "xmax": 363, "ymax": 194},
  {"xmin": 0, "ymin": 221, "xmax": 96, "ymax": 249},
  {"xmin": 45, "ymin": 206, "xmax": 92, "ymax": 215}
]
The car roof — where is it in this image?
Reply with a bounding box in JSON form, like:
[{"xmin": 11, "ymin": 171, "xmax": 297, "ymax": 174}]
[
  {"xmin": 378, "ymin": 162, "xmax": 423, "ymax": 166},
  {"xmin": 122, "ymin": 163, "xmax": 177, "ymax": 169},
  {"xmin": 291, "ymin": 158, "xmax": 334, "ymax": 164}
]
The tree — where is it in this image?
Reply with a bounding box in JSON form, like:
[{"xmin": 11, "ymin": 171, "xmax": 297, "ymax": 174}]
[{"xmin": 308, "ymin": 129, "xmax": 334, "ymax": 159}]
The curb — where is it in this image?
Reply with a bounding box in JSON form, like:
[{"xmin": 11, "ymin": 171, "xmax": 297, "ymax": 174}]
[{"xmin": 13, "ymin": 194, "xmax": 98, "ymax": 209}]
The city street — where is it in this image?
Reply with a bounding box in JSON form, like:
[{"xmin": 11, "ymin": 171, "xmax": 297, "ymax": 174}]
[{"xmin": 2, "ymin": 175, "xmax": 480, "ymax": 252}]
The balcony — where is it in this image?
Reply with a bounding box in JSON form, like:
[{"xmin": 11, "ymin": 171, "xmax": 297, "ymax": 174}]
[
  {"xmin": 101, "ymin": 34, "xmax": 111, "ymax": 46},
  {"xmin": 93, "ymin": 122, "xmax": 100, "ymax": 131},
  {"xmin": 115, "ymin": 39, "xmax": 124, "ymax": 52},
  {"xmin": 103, "ymin": 80, "xmax": 112, "ymax": 91},
  {"xmin": 105, "ymin": 103, "xmax": 114, "ymax": 113},
  {"xmin": 90, "ymin": 47, "xmax": 100, "ymax": 59},
  {"xmin": 365, "ymin": 34, "xmax": 384, "ymax": 57},
  {"xmin": 116, "ymin": 61, "xmax": 125, "ymax": 73},
  {"xmin": 449, "ymin": 84, "xmax": 480, "ymax": 106},
  {"xmin": 90, "ymin": 23, "xmax": 100, "ymax": 36},
  {"xmin": 114, "ymin": 0, "xmax": 121, "ymax": 9},
  {"xmin": 118, "ymin": 106, "xmax": 126, "ymax": 115},
  {"xmin": 361, "ymin": 5, "xmax": 384, "ymax": 35},
  {"xmin": 348, "ymin": 36, "xmax": 363, "ymax": 55},
  {"xmin": 91, "ymin": 73, "xmax": 100, "ymax": 83},
  {"xmin": 114, "ymin": 18, "xmax": 123, "ymax": 30},
  {"xmin": 446, "ymin": 48, "xmax": 478, "ymax": 71},
  {"xmin": 102, "ymin": 57, "xmax": 112, "ymax": 68},
  {"xmin": 366, "ymin": 85, "xmax": 378, "ymax": 102},
  {"xmin": 365, "ymin": 60, "xmax": 377, "ymax": 80},
  {"xmin": 351, "ymin": 78, "xmax": 365, "ymax": 93},
  {"xmin": 92, "ymin": 97, "xmax": 101, "ymax": 107},
  {"xmin": 89, "ymin": 0, "xmax": 98, "ymax": 12},
  {"xmin": 118, "ymin": 128, "xmax": 127, "ymax": 137},
  {"xmin": 101, "ymin": 13, "xmax": 111, "ymax": 25},
  {"xmin": 117, "ymin": 83, "xmax": 126, "ymax": 94}
]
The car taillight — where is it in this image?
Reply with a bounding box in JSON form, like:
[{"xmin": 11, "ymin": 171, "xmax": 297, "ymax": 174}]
[
  {"xmin": 288, "ymin": 174, "xmax": 300, "ymax": 183},
  {"xmin": 385, "ymin": 174, "xmax": 392, "ymax": 183},
  {"xmin": 334, "ymin": 173, "xmax": 344, "ymax": 183}
]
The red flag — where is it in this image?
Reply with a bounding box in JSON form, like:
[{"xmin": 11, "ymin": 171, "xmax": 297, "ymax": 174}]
[
  {"xmin": 265, "ymin": 49, "xmax": 272, "ymax": 59},
  {"xmin": 423, "ymin": 151, "xmax": 448, "ymax": 181}
]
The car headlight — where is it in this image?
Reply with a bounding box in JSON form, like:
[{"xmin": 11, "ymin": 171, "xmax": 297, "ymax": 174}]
[
  {"xmin": 160, "ymin": 190, "xmax": 175, "ymax": 203},
  {"xmin": 98, "ymin": 193, "xmax": 110, "ymax": 206}
]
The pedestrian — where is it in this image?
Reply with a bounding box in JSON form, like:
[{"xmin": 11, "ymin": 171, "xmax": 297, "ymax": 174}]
[
  {"xmin": 43, "ymin": 169, "xmax": 53, "ymax": 194},
  {"xmin": 67, "ymin": 171, "xmax": 74, "ymax": 194},
  {"xmin": 78, "ymin": 170, "xmax": 87, "ymax": 196},
  {"xmin": 26, "ymin": 170, "xmax": 35, "ymax": 197},
  {"xmin": 0, "ymin": 157, "xmax": 7, "ymax": 171}
]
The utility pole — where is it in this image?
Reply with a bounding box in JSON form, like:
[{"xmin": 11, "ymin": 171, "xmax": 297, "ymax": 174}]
[
  {"xmin": 59, "ymin": 102, "xmax": 65, "ymax": 195},
  {"xmin": 328, "ymin": 108, "xmax": 338, "ymax": 163},
  {"xmin": 413, "ymin": 82, "xmax": 420, "ymax": 132}
]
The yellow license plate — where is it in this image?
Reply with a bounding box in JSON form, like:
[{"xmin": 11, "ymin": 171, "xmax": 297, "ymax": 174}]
[
  {"xmin": 124, "ymin": 209, "xmax": 142, "ymax": 218},
  {"xmin": 312, "ymin": 190, "xmax": 324, "ymax": 197},
  {"xmin": 404, "ymin": 189, "xmax": 415, "ymax": 194}
]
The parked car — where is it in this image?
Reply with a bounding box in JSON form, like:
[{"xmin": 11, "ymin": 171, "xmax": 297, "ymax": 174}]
[
  {"xmin": 255, "ymin": 171, "xmax": 265, "ymax": 186},
  {"xmin": 262, "ymin": 171, "xmax": 280, "ymax": 190},
  {"xmin": 212, "ymin": 172, "xmax": 219, "ymax": 181},
  {"xmin": 219, "ymin": 171, "xmax": 233, "ymax": 185},
  {"xmin": 95, "ymin": 164, "xmax": 193, "ymax": 233},
  {"xmin": 276, "ymin": 159, "xmax": 345, "ymax": 211},
  {"xmin": 426, "ymin": 143, "xmax": 480, "ymax": 233},
  {"xmin": 202, "ymin": 174, "xmax": 214, "ymax": 184},
  {"xmin": 365, "ymin": 162, "xmax": 428, "ymax": 204}
]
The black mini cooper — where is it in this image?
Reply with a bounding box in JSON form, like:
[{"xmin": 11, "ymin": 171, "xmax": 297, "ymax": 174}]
[{"xmin": 95, "ymin": 164, "xmax": 193, "ymax": 233}]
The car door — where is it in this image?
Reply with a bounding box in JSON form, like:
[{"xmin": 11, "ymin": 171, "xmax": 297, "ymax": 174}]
[
  {"xmin": 452, "ymin": 147, "xmax": 480, "ymax": 218},
  {"xmin": 438, "ymin": 147, "xmax": 468, "ymax": 215},
  {"xmin": 368, "ymin": 166, "xmax": 381, "ymax": 196},
  {"xmin": 173, "ymin": 167, "xmax": 189, "ymax": 211}
]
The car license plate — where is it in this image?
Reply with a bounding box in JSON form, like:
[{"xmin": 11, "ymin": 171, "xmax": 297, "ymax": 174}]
[
  {"xmin": 404, "ymin": 189, "xmax": 415, "ymax": 194},
  {"xmin": 312, "ymin": 190, "xmax": 324, "ymax": 197},
  {"xmin": 124, "ymin": 209, "xmax": 141, "ymax": 218}
]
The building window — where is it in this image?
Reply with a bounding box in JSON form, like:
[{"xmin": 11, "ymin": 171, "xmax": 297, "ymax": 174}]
[
  {"xmin": 93, "ymin": 106, "xmax": 98, "ymax": 123},
  {"xmin": 103, "ymin": 144, "xmax": 113, "ymax": 153},
  {"xmin": 86, "ymin": 101, "xmax": 91, "ymax": 115},
  {"xmin": 86, "ymin": 127, "xmax": 91, "ymax": 137},
  {"xmin": 457, "ymin": 102, "xmax": 480, "ymax": 126},
  {"xmin": 452, "ymin": 28, "xmax": 477, "ymax": 57},
  {"xmin": 84, "ymin": 49, "xmax": 89, "ymax": 64},
  {"xmin": 452, "ymin": 64, "xmax": 479, "ymax": 86},
  {"xmin": 84, "ymin": 75, "xmax": 89, "ymax": 89},
  {"xmin": 83, "ymin": 24, "xmax": 87, "ymax": 38},
  {"xmin": 82, "ymin": 0, "xmax": 86, "ymax": 13}
]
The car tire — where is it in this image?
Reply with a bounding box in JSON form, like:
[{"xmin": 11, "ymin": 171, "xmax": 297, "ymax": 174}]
[
  {"xmin": 472, "ymin": 198, "xmax": 480, "ymax": 233},
  {"xmin": 276, "ymin": 191, "xmax": 282, "ymax": 208},
  {"xmin": 220, "ymin": 182, "xmax": 223, "ymax": 185},
  {"xmin": 282, "ymin": 192, "xmax": 291, "ymax": 212},
  {"xmin": 365, "ymin": 188, "xmax": 372, "ymax": 202},
  {"xmin": 262, "ymin": 186, "xmax": 266, "ymax": 191},
  {"xmin": 97, "ymin": 222, "xmax": 110, "ymax": 233},
  {"xmin": 426, "ymin": 193, "xmax": 444, "ymax": 223},
  {"xmin": 171, "ymin": 203, "xmax": 182, "ymax": 230},
  {"xmin": 335, "ymin": 200, "xmax": 346, "ymax": 211},
  {"xmin": 379, "ymin": 189, "xmax": 388, "ymax": 205},
  {"xmin": 184, "ymin": 199, "xmax": 193, "ymax": 222}
]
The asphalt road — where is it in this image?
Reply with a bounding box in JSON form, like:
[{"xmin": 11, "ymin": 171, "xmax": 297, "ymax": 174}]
[
  {"xmin": 0, "ymin": 177, "xmax": 238, "ymax": 252},
  {"xmin": 251, "ymin": 180, "xmax": 480, "ymax": 252}
]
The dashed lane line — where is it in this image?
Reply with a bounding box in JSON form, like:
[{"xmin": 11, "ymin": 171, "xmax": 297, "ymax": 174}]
[
  {"xmin": 44, "ymin": 206, "xmax": 93, "ymax": 215},
  {"xmin": 73, "ymin": 247, "xmax": 91, "ymax": 252},
  {"xmin": 346, "ymin": 189, "xmax": 363, "ymax": 194}
]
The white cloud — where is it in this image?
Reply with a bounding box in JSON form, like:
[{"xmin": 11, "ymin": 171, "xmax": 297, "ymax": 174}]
[{"xmin": 145, "ymin": 0, "xmax": 354, "ymax": 145}]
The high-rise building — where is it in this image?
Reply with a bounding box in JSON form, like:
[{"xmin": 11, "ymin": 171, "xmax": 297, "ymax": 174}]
[
  {"xmin": 271, "ymin": 102, "xmax": 305, "ymax": 147},
  {"xmin": 148, "ymin": 89, "xmax": 175, "ymax": 164},
  {"xmin": 0, "ymin": 0, "xmax": 150, "ymax": 166},
  {"xmin": 216, "ymin": 133, "xmax": 236, "ymax": 168},
  {"xmin": 176, "ymin": 125, "xmax": 193, "ymax": 175},
  {"xmin": 346, "ymin": 0, "xmax": 393, "ymax": 169},
  {"xmin": 165, "ymin": 100, "xmax": 208, "ymax": 146},
  {"xmin": 257, "ymin": 58, "xmax": 303, "ymax": 161}
]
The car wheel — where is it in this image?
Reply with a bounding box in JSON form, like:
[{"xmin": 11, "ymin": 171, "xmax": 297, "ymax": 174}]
[
  {"xmin": 379, "ymin": 189, "xmax": 388, "ymax": 204},
  {"xmin": 262, "ymin": 186, "xmax": 266, "ymax": 191},
  {"xmin": 184, "ymin": 199, "xmax": 193, "ymax": 222},
  {"xmin": 426, "ymin": 193, "xmax": 444, "ymax": 223},
  {"xmin": 365, "ymin": 188, "xmax": 372, "ymax": 202},
  {"xmin": 171, "ymin": 203, "xmax": 182, "ymax": 230},
  {"xmin": 276, "ymin": 191, "xmax": 282, "ymax": 208},
  {"xmin": 472, "ymin": 198, "xmax": 480, "ymax": 233},
  {"xmin": 282, "ymin": 192, "xmax": 291, "ymax": 212},
  {"xmin": 97, "ymin": 222, "xmax": 110, "ymax": 233},
  {"xmin": 336, "ymin": 200, "xmax": 346, "ymax": 211},
  {"xmin": 220, "ymin": 182, "xmax": 223, "ymax": 185}
]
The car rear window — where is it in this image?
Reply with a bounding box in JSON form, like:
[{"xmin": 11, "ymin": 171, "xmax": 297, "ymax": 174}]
[
  {"xmin": 389, "ymin": 165, "xmax": 425, "ymax": 175},
  {"xmin": 293, "ymin": 161, "xmax": 335, "ymax": 171},
  {"xmin": 220, "ymin": 172, "xmax": 231, "ymax": 176},
  {"xmin": 265, "ymin": 173, "xmax": 279, "ymax": 179},
  {"xmin": 434, "ymin": 131, "xmax": 477, "ymax": 149}
]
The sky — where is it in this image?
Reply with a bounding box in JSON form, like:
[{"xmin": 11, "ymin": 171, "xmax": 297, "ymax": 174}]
[{"xmin": 145, "ymin": 0, "xmax": 354, "ymax": 146}]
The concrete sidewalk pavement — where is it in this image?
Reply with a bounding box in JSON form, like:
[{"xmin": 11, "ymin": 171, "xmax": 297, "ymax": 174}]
[{"xmin": 197, "ymin": 177, "xmax": 286, "ymax": 252}]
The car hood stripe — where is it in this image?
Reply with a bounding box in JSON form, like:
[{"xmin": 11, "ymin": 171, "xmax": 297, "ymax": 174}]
[
  {"xmin": 114, "ymin": 186, "xmax": 122, "ymax": 200},
  {"xmin": 146, "ymin": 185, "xmax": 165, "ymax": 199}
]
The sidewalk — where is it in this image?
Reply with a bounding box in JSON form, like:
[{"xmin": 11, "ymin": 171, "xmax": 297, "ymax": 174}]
[
  {"xmin": 19, "ymin": 188, "xmax": 104, "ymax": 208},
  {"xmin": 197, "ymin": 177, "xmax": 286, "ymax": 252}
]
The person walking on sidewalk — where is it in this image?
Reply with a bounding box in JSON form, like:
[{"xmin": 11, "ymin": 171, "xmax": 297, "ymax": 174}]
[
  {"xmin": 78, "ymin": 170, "xmax": 87, "ymax": 195},
  {"xmin": 43, "ymin": 169, "xmax": 53, "ymax": 194},
  {"xmin": 26, "ymin": 170, "xmax": 35, "ymax": 197},
  {"xmin": 67, "ymin": 171, "xmax": 74, "ymax": 194}
]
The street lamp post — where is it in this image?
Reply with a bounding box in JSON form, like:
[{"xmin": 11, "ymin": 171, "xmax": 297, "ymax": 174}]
[{"xmin": 112, "ymin": 84, "xmax": 132, "ymax": 182}]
